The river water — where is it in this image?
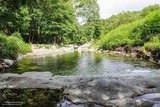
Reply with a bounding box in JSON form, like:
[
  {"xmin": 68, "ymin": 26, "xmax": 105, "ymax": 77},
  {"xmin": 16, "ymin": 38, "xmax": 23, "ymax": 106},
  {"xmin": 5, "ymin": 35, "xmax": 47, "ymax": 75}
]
[
  {"xmin": 6, "ymin": 51, "xmax": 160, "ymax": 76},
  {"xmin": 3, "ymin": 51, "xmax": 160, "ymax": 107}
]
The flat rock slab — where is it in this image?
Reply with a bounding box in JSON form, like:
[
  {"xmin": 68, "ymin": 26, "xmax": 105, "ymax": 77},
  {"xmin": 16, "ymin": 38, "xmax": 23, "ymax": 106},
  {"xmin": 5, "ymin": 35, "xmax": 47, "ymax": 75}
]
[{"xmin": 0, "ymin": 72, "xmax": 160, "ymax": 107}]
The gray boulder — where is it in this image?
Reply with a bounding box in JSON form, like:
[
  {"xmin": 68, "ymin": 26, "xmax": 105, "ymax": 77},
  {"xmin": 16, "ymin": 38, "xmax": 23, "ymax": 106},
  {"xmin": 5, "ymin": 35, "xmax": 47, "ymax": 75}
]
[
  {"xmin": 1, "ymin": 72, "xmax": 160, "ymax": 107},
  {"xmin": 4, "ymin": 59, "xmax": 14, "ymax": 66},
  {"xmin": 3, "ymin": 64, "xmax": 9, "ymax": 69}
]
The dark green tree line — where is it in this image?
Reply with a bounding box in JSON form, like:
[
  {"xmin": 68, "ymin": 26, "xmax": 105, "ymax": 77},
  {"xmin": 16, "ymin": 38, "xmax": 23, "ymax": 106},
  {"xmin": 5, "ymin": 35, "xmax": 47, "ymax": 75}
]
[{"xmin": 0, "ymin": 0, "xmax": 102, "ymax": 44}]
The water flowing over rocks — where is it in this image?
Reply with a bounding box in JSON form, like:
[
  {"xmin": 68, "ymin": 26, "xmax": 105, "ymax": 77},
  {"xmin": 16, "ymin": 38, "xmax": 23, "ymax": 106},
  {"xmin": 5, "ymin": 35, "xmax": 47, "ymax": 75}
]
[{"xmin": 0, "ymin": 72, "xmax": 160, "ymax": 107}]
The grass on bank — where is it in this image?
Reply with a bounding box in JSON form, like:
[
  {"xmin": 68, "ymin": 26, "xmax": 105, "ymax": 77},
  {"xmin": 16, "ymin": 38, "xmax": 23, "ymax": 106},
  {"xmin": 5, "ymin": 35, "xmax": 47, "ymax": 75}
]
[
  {"xmin": 99, "ymin": 9, "xmax": 160, "ymax": 52},
  {"xmin": 0, "ymin": 33, "xmax": 32, "ymax": 59}
]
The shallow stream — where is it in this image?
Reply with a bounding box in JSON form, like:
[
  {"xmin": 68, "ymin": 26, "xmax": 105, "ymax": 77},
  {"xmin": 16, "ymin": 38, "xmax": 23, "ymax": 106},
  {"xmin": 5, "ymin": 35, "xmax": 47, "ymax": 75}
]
[
  {"xmin": 3, "ymin": 51, "xmax": 160, "ymax": 107},
  {"xmin": 6, "ymin": 51, "xmax": 160, "ymax": 76}
]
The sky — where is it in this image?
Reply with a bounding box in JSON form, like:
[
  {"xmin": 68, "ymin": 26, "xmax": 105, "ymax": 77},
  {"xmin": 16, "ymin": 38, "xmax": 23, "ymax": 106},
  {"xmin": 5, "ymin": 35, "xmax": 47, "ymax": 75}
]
[{"xmin": 97, "ymin": 0, "xmax": 160, "ymax": 19}]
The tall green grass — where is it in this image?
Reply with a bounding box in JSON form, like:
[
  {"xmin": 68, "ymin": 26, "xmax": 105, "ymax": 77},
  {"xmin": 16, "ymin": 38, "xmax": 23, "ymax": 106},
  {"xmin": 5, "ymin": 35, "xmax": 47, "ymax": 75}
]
[
  {"xmin": 144, "ymin": 35, "xmax": 160, "ymax": 53},
  {"xmin": 100, "ymin": 20, "xmax": 143, "ymax": 50},
  {"xmin": 100, "ymin": 9, "xmax": 160, "ymax": 50},
  {"xmin": 0, "ymin": 33, "xmax": 31, "ymax": 59}
]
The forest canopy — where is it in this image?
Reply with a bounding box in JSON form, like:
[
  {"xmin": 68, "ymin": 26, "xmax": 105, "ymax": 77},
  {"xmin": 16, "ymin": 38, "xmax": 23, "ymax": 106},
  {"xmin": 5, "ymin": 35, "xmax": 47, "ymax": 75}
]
[
  {"xmin": 0, "ymin": 0, "xmax": 102, "ymax": 44},
  {"xmin": 0, "ymin": 1, "xmax": 160, "ymax": 58}
]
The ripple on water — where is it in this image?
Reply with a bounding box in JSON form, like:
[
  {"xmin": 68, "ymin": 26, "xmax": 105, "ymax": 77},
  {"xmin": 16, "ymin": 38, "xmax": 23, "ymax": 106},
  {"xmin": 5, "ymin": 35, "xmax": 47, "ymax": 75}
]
[
  {"xmin": 5, "ymin": 51, "xmax": 160, "ymax": 76},
  {"xmin": 57, "ymin": 100, "xmax": 103, "ymax": 107},
  {"xmin": 131, "ymin": 69, "xmax": 152, "ymax": 73}
]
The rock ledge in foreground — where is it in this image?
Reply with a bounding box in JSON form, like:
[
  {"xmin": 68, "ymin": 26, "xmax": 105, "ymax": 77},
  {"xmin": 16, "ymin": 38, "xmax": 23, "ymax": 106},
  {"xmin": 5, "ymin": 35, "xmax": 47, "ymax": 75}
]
[{"xmin": 0, "ymin": 72, "xmax": 160, "ymax": 107}]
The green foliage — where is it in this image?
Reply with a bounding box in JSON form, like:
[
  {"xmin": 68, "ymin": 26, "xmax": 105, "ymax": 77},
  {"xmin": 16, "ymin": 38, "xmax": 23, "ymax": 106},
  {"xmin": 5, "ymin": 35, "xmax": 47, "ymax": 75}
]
[
  {"xmin": 34, "ymin": 44, "xmax": 52, "ymax": 49},
  {"xmin": 11, "ymin": 32, "xmax": 23, "ymax": 40},
  {"xmin": 0, "ymin": 34, "xmax": 31, "ymax": 59},
  {"xmin": 136, "ymin": 10, "xmax": 160, "ymax": 41},
  {"xmin": 144, "ymin": 35, "xmax": 160, "ymax": 52},
  {"xmin": 100, "ymin": 5, "xmax": 160, "ymax": 50},
  {"xmin": 102, "ymin": 11, "xmax": 141, "ymax": 34},
  {"xmin": 102, "ymin": 4, "xmax": 160, "ymax": 34},
  {"xmin": 141, "ymin": 4, "xmax": 160, "ymax": 17},
  {"xmin": 0, "ymin": 0, "xmax": 102, "ymax": 45},
  {"xmin": 100, "ymin": 20, "xmax": 143, "ymax": 49},
  {"xmin": 73, "ymin": 0, "xmax": 100, "ymax": 23},
  {"xmin": 0, "ymin": 89, "xmax": 64, "ymax": 107},
  {"xmin": 0, "ymin": 34, "xmax": 7, "ymax": 57}
]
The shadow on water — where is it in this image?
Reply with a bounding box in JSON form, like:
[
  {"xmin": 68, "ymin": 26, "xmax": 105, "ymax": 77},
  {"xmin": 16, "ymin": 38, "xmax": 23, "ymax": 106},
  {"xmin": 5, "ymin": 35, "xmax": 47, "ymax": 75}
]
[
  {"xmin": 6, "ymin": 51, "xmax": 160, "ymax": 76},
  {"xmin": 0, "ymin": 89, "xmax": 103, "ymax": 107},
  {"xmin": 0, "ymin": 89, "xmax": 63, "ymax": 107}
]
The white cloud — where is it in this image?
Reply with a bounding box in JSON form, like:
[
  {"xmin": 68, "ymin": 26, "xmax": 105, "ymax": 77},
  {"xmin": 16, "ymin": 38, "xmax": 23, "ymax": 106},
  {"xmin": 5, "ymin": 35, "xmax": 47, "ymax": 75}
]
[{"xmin": 97, "ymin": 0, "xmax": 160, "ymax": 19}]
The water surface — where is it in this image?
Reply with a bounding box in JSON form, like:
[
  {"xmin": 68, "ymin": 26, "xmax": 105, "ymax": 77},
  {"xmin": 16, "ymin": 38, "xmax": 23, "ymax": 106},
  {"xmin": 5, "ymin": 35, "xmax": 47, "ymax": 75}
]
[{"xmin": 6, "ymin": 51, "xmax": 160, "ymax": 76}]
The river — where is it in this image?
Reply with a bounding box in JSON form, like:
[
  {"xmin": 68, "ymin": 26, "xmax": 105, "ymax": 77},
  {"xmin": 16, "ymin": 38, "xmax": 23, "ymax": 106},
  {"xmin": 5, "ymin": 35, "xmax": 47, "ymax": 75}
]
[
  {"xmin": 2, "ymin": 51, "xmax": 160, "ymax": 107},
  {"xmin": 6, "ymin": 51, "xmax": 160, "ymax": 76}
]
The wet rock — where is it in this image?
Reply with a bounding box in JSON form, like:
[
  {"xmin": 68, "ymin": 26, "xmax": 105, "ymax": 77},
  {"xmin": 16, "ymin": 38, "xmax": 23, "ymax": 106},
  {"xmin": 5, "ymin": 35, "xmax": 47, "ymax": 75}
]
[
  {"xmin": 109, "ymin": 98, "xmax": 137, "ymax": 107},
  {"xmin": 0, "ymin": 72, "xmax": 160, "ymax": 106},
  {"xmin": 4, "ymin": 59, "xmax": 14, "ymax": 66},
  {"xmin": 3, "ymin": 64, "xmax": 9, "ymax": 69},
  {"xmin": 153, "ymin": 103, "xmax": 160, "ymax": 107},
  {"xmin": 134, "ymin": 93, "xmax": 160, "ymax": 106},
  {"xmin": 130, "ymin": 53, "xmax": 137, "ymax": 57},
  {"xmin": 135, "ymin": 93, "xmax": 160, "ymax": 101}
]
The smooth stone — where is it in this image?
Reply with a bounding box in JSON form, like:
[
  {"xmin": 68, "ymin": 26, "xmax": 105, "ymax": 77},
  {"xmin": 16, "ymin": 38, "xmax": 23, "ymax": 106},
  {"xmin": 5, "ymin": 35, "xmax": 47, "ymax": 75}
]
[
  {"xmin": 153, "ymin": 103, "xmax": 160, "ymax": 107},
  {"xmin": 4, "ymin": 59, "xmax": 14, "ymax": 66},
  {"xmin": 3, "ymin": 64, "xmax": 9, "ymax": 68},
  {"xmin": 0, "ymin": 72, "xmax": 160, "ymax": 107},
  {"xmin": 135, "ymin": 93, "xmax": 160, "ymax": 101}
]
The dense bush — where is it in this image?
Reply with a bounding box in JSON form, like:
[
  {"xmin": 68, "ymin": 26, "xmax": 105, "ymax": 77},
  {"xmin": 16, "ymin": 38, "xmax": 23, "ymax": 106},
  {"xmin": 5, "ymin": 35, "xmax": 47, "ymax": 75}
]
[
  {"xmin": 100, "ymin": 20, "xmax": 143, "ymax": 50},
  {"xmin": 144, "ymin": 35, "xmax": 160, "ymax": 52},
  {"xmin": 136, "ymin": 10, "xmax": 160, "ymax": 42},
  {"xmin": 100, "ymin": 7, "xmax": 160, "ymax": 50},
  {"xmin": 102, "ymin": 5, "xmax": 160, "ymax": 34},
  {"xmin": 0, "ymin": 33, "xmax": 31, "ymax": 59}
]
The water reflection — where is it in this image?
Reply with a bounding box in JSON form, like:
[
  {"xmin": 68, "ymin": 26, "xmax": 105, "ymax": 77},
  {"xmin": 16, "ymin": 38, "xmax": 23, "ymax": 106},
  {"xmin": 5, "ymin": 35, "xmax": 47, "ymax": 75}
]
[
  {"xmin": 57, "ymin": 100, "xmax": 103, "ymax": 107},
  {"xmin": 6, "ymin": 51, "xmax": 160, "ymax": 76}
]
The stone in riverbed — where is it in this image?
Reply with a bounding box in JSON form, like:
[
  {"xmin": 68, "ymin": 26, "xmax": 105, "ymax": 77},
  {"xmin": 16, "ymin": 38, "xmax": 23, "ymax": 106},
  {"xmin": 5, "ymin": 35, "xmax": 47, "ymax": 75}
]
[
  {"xmin": 4, "ymin": 59, "xmax": 14, "ymax": 66},
  {"xmin": 3, "ymin": 64, "xmax": 9, "ymax": 69},
  {"xmin": 1, "ymin": 72, "xmax": 160, "ymax": 107}
]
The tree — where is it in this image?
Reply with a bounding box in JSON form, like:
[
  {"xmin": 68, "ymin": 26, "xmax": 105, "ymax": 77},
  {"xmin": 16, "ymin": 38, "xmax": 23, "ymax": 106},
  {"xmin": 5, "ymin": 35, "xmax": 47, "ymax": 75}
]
[
  {"xmin": 72, "ymin": 0, "xmax": 100, "ymax": 23},
  {"xmin": 0, "ymin": 0, "xmax": 79, "ymax": 44},
  {"xmin": 71, "ymin": 0, "xmax": 102, "ymax": 42}
]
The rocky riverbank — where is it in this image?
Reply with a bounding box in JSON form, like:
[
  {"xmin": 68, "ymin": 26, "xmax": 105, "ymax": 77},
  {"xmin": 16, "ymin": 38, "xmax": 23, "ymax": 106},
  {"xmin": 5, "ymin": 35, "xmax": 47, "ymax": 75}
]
[
  {"xmin": 0, "ymin": 43, "xmax": 96, "ymax": 71},
  {"xmin": 18, "ymin": 43, "xmax": 95, "ymax": 59},
  {"xmin": 0, "ymin": 72, "xmax": 160, "ymax": 107},
  {"xmin": 99, "ymin": 46, "xmax": 160, "ymax": 64}
]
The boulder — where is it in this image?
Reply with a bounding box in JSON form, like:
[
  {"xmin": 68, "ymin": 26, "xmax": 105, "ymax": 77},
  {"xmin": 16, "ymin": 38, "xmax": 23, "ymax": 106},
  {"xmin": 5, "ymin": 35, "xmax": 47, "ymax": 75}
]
[
  {"xmin": 3, "ymin": 64, "xmax": 9, "ymax": 69},
  {"xmin": 1, "ymin": 72, "xmax": 160, "ymax": 106},
  {"xmin": 4, "ymin": 59, "xmax": 14, "ymax": 66}
]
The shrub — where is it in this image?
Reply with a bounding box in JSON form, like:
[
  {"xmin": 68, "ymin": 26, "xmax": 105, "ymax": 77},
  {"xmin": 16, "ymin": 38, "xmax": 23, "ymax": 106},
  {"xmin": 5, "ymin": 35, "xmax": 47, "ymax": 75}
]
[
  {"xmin": 99, "ymin": 9, "xmax": 160, "ymax": 50},
  {"xmin": 12, "ymin": 32, "xmax": 23, "ymax": 40},
  {"xmin": 0, "ymin": 33, "xmax": 31, "ymax": 59},
  {"xmin": 100, "ymin": 20, "xmax": 142, "ymax": 50},
  {"xmin": 0, "ymin": 34, "xmax": 7, "ymax": 57},
  {"xmin": 136, "ymin": 9, "xmax": 160, "ymax": 42},
  {"xmin": 144, "ymin": 35, "xmax": 160, "ymax": 52}
]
